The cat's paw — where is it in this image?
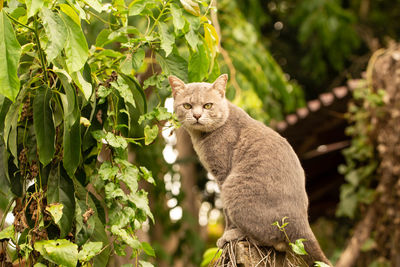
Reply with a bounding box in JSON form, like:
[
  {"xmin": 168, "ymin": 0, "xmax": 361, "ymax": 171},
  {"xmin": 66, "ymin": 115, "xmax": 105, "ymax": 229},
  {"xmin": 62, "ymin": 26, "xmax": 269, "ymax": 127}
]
[{"xmin": 217, "ymin": 228, "xmax": 245, "ymax": 248}]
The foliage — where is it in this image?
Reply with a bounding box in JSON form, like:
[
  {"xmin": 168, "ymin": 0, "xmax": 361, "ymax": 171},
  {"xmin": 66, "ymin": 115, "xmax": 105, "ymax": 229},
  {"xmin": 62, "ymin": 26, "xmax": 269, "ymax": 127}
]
[
  {"xmin": 200, "ymin": 247, "xmax": 221, "ymax": 267},
  {"xmin": 0, "ymin": 0, "xmax": 222, "ymax": 265},
  {"xmin": 337, "ymin": 79, "xmax": 385, "ymax": 219},
  {"xmin": 217, "ymin": 0, "xmax": 305, "ymax": 122}
]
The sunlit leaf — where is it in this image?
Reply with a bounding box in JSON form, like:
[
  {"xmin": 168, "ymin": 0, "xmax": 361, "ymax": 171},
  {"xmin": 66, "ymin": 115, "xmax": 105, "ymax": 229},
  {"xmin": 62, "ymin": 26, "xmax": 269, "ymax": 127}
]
[
  {"xmin": 83, "ymin": 0, "xmax": 103, "ymax": 13},
  {"xmin": 0, "ymin": 11, "xmax": 21, "ymax": 102},
  {"xmin": 60, "ymin": 10, "xmax": 88, "ymax": 72},
  {"xmin": 188, "ymin": 43, "xmax": 209, "ymax": 82},
  {"xmin": 105, "ymin": 132, "xmax": 128, "ymax": 149},
  {"xmin": 35, "ymin": 239, "xmax": 78, "ymax": 267},
  {"xmin": 185, "ymin": 28, "xmax": 200, "ymax": 50},
  {"xmin": 289, "ymin": 239, "xmax": 308, "ymax": 255},
  {"xmin": 78, "ymin": 242, "xmax": 103, "ymax": 262},
  {"xmin": 128, "ymin": 0, "xmax": 147, "ymax": 16},
  {"xmin": 158, "ymin": 22, "xmax": 175, "ymax": 57},
  {"xmin": 46, "ymin": 203, "xmax": 64, "ymax": 224},
  {"xmin": 141, "ymin": 242, "xmax": 155, "ymax": 257},
  {"xmin": 156, "ymin": 51, "xmax": 188, "ymax": 82},
  {"xmin": 204, "ymin": 23, "xmax": 219, "ymax": 56},
  {"xmin": 26, "ymin": 0, "xmax": 44, "ymax": 18},
  {"xmin": 170, "ymin": 3, "xmax": 185, "ymax": 30},
  {"xmin": 40, "ymin": 8, "xmax": 67, "ymax": 62},
  {"xmin": 0, "ymin": 225, "xmax": 14, "ymax": 241},
  {"xmin": 201, "ymin": 247, "xmax": 221, "ymax": 267},
  {"xmin": 180, "ymin": 0, "xmax": 200, "ymax": 16},
  {"xmin": 144, "ymin": 125, "xmax": 158, "ymax": 145},
  {"xmin": 132, "ymin": 48, "xmax": 145, "ymax": 71},
  {"xmin": 140, "ymin": 261, "xmax": 154, "ymax": 267},
  {"xmin": 59, "ymin": 4, "xmax": 80, "ymax": 26}
]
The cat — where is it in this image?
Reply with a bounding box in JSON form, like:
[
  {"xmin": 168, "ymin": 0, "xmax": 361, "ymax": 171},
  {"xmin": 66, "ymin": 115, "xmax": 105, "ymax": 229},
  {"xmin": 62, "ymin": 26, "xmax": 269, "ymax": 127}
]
[{"xmin": 168, "ymin": 74, "xmax": 331, "ymax": 266}]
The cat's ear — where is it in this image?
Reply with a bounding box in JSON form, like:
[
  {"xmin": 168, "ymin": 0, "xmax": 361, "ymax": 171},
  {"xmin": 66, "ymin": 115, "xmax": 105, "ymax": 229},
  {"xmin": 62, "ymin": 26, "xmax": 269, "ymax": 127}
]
[
  {"xmin": 168, "ymin": 76, "xmax": 185, "ymax": 97},
  {"xmin": 213, "ymin": 74, "xmax": 228, "ymax": 97}
]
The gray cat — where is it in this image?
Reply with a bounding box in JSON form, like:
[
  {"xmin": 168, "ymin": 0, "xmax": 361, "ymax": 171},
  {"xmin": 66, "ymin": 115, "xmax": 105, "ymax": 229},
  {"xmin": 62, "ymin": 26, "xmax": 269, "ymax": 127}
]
[{"xmin": 169, "ymin": 74, "xmax": 331, "ymax": 266}]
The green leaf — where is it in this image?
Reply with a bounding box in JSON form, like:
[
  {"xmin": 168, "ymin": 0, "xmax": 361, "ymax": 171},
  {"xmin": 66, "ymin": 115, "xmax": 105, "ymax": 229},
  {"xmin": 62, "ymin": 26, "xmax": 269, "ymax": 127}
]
[
  {"xmin": 141, "ymin": 242, "xmax": 155, "ymax": 257},
  {"xmin": 170, "ymin": 4, "xmax": 185, "ymax": 30},
  {"xmin": 120, "ymin": 74, "xmax": 147, "ymax": 114},
  {"xmin": 60, "ymin": 11, "xmax": 88, "ymax": 72},
  {"xmin": 70, "ymin": 64, "xmax": 93, "ymax": 101},
  {"xmin": 185, "ymin": 28, "xmax": 200, "ymax": 50},
  {"xmin": 158, "ymin": 22, "xmax": 175, "ymax": 57},
  {"xmin": 105, "ymin": 132, "xmax": 128, "ymax": 149},
  {"xmin": 128, "ymin": 0, "xmax": 147, "ymax": 16},
  {"xmin": 83, "ymin": 0, "xmax": 103, "ymax": 13},
  {"xmin": 132, "ymin": 48, "xmax": 145, "ymax": 71},
  {"xmin": 110, "ymin": 225, "xmax": 141, "ymax": 249},
  {"xmin": 128, "ymin": 190, "xmax": 153, "ymax": 222},
  {"xmin": 144, "ymin": 125, "xmax": 158, "ymax": 145},
  {"xmin": 289, "ymin": 239, "xmax": 308, "ymax": 255},
  {"xmin": 0, "ymin": 96, "xmax": 12, "ymax": 134},
  {"xmin": 33, "ymin": 263, "xmax": 47, "ymax": 267},
  {"xmin": 78, "ymin": 242, "xmax": 103, "ymax": 262},
  {"xmin": 156, "ymin": 51, "xmax": 188, "ymax": 82},
  {"xmin": 120, "ymin": 54, "xmax": 133, "ymax": 75},
  {"xmin": 0, "ymin": 225, "xmax": 14, "ymax": 241},
  {"xmin": 95, "ymin": 29, "xmax": 111, "ymax": 47},
  {"xmin": 33, "ymin": 86, "xmax": 55, "ymax": 166},
  {"xmin": 140, "ymin": 166, "xmax": 155, "ymax": 184},
  {"xmin": 98, "ymin": 161, "xmax": 119, "ymax": 181},
  {"xmin": 188, "ymin": 43, "xmax": 209, "ymax": 82},
  {"xmin": 204, "ymin": 23, "xmax": 219, "ymax": 57},
  {"xmin": 119, "ymin": 166, "xmax": 139, "ymax": 192},
  {"xmin": 314, "ymin": 261, "xmax": 331, "ymax": 267},
  {"xmin": 0, "ymin": 11, "xmax": 21, "ymax": 102},
  {"xmin": 201, "ymin": 247, "xmax": 221, "ymax": 267},
  {"xmin": 26, "ymin": 0, "xmax": 44, "ymax": 18},
  {"xmin": 34, "ymin": 239, "xmax": 78, "ymax": 267},
  {"xmin": 140, "ymin": 261, "xmax": 154, "ymax": 267},
  {"xmin": 40, "ymin": 8, "xmax": 67, "ymax": 62},
  {"xmin": 3, "ymin": 99, "xmax": 20, "ymax": 164},
  {"xmin": 59, "ymin": 4, "xmax": 80, "ymax": 26},
  {"xmin": 180, "ymin": 0, "xmax": 200, "ymax": 16},
  {"xmin": 46, "ymin": 203, "xmax": 64, "ymax": 224},
  {"xmin": 111, "ymin": 76, "xmax": 136, "ymax": 108},
  {"xmin": 58, "ymin": 72, "xmax": 81, "ymax": 176},
  {"xmin": 47, "ymin": 165, "xmax": 76, "ymax": 237}
]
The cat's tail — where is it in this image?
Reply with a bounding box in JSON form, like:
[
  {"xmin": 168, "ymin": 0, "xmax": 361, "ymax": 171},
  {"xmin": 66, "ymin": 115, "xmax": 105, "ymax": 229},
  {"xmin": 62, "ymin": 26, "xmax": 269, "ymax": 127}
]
[{"xmin": 301, "ymin": 229, "xmax": 332, "ymax": 266}]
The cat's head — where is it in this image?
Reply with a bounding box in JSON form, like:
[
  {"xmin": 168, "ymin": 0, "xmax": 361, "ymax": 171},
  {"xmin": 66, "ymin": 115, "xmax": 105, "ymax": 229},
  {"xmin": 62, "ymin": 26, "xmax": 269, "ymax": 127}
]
[{"xmin": 168, "ymin": 74, "xmax": 229, "ymax": 132}]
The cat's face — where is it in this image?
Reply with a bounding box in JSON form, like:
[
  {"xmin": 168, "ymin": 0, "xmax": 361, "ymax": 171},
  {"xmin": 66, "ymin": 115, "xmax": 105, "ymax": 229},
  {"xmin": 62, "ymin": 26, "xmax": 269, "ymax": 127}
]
[{"xmin": 169, "ymin": 74, "xmax": 229, "ymax": 132}]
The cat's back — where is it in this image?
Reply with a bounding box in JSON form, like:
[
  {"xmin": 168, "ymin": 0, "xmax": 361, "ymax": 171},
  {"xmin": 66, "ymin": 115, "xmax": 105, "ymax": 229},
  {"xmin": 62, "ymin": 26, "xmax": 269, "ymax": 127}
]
[{"xmin": 229, "ymin": 103, "xmax": 304, "ymax": 180}]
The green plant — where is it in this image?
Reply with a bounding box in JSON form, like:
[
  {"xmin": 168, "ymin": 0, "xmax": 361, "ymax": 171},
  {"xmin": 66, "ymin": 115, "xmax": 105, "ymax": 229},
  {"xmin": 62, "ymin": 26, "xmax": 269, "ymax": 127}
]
[
  {"xmin": 273, "ymin": 217, "xmax": 331, "ymax": 266},
  {"xmin": 336, "ymin": 79, "xmax": 385, "ymax": 219},
  {"xmin": 0, "ymin": 0, "xmax": 220, "ymax": 265}
]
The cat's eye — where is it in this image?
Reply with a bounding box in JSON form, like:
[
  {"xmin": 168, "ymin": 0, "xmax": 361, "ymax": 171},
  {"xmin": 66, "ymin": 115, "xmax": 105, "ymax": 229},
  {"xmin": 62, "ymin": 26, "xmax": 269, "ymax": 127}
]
[
  {"xmin": 203, "ymin": 103, "xmax": 213, "ymax": 109},
  {"xmin": 183, "ymin": 103, "xmax": 192, "ymax": 109}
]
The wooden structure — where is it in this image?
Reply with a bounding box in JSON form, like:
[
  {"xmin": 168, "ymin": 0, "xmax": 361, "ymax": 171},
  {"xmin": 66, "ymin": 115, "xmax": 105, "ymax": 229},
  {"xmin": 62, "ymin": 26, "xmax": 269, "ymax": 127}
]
[{"xmin": 271, "ymin": 80, "xmax": 364, "ymax": 220}]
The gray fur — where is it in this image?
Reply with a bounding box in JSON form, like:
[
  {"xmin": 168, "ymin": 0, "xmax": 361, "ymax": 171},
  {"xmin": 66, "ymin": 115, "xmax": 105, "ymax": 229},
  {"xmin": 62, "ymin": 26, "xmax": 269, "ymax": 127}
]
[{"xmin": 169, "ymin": 74, "xmax": 331, "ymax": 265}]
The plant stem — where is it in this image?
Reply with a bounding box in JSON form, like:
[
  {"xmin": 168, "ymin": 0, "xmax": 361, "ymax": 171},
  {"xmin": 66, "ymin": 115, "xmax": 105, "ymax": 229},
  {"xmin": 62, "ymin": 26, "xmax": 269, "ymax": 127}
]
[
  {"xmin": 33, "ymin": 15, "xmax": 49, "ymax": 84},
  {"xmin": 147, "ymin": 0, "xmax": 171, "ymax": 36},
  {"xmin": 5, "ymin": 12, "xmax": 34, "ymax": 31},
  {"xmin": 0, "ymin": 197, "xmax": 16, "ymax": 229}
]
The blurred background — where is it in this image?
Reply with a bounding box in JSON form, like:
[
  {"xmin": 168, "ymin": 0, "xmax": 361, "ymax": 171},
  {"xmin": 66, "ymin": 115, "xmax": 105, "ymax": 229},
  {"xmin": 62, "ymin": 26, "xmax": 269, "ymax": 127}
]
[{"xmin": 143, "ymin": 0, "xmax": 400, "ymax": 266}]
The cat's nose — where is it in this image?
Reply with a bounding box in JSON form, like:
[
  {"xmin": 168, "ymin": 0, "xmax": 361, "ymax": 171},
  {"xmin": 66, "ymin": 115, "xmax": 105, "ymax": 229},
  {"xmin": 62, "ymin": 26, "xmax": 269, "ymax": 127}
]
[{"xmin": 193, "ymin": 114, "xmax": 201, "ymax": 120}]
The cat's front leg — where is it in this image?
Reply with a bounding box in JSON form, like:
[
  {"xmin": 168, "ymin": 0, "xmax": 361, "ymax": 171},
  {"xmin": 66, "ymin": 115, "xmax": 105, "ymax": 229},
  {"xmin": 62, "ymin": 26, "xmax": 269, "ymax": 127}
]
[{"xmin": 217, "ymin": 228, "xmax": 245, "ymax": 248}]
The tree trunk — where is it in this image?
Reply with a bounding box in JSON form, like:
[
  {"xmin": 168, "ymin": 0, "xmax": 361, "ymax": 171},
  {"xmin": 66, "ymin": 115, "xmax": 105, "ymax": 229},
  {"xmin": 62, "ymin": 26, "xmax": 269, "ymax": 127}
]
[{"xmin": 337, "ymin": 44, "xmax": 400, "ymax": 267}]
